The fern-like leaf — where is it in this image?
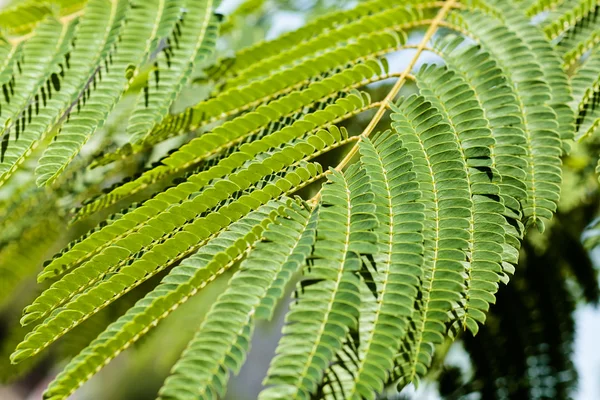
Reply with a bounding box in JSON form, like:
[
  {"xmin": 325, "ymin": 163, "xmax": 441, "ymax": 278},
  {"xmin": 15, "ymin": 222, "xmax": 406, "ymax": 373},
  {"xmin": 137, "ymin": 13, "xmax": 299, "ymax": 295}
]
[
  {"xmin": 78, "ymin": 91, "xmax": 370, "ymax": 218},
  {"xmin": 157, "ymin": 201, "xmax": 315, "ymax": 400},
  {"xmin": 572, "ymin": 46, "xmax": 600, "ymax": 140},
  {"xmin": 341, "ymin": 132, "xmax": 425, "ymax": 399},
  {"xmin": 41, "ymin": 200, "xmax": 289, "ymax": 400},
  {"xmin": 388, "ymin": 94, "xmax": 472, "ymax": 385},
  {"xmin": 4, "ymin": 1, "xmax": 596, "ymax": 399},
  {"xmin": 0, "ymin": 18, "xmax": 76, "ymax": 181},
  {"xmin": 126, "ymin": 0, "xmax": 221, "ymax": 143},
  {"xmin": 260, "ymin": 165, "xmax": 378, "ymax": 399},
  {"xmin": 453, "ymin": 6, "xmax": 563, "ymax": 230},
  {"xmin": 34, "ymin": 0, "xmax": 184, "ymax": 186}
]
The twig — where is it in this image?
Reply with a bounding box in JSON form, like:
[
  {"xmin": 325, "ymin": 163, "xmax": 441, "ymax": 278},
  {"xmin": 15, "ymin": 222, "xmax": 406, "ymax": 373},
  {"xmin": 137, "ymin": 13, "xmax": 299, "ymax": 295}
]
[{"xmin": 308, "ymin": 0, "xmax": 457, "ymax": 206}]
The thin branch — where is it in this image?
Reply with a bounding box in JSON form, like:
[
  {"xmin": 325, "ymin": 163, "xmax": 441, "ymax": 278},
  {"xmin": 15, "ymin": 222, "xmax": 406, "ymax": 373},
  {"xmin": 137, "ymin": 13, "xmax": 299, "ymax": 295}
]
[{"xmin": 309, "ymin": 0, "xmax": 457, "ymax": 205}]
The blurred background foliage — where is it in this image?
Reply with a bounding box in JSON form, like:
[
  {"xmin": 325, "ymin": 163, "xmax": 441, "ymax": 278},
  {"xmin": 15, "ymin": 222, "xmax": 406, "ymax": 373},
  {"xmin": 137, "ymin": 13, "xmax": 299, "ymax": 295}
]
[{"xmin": 0, "ymin": 0, "xmax": 600, "ymax": 399}]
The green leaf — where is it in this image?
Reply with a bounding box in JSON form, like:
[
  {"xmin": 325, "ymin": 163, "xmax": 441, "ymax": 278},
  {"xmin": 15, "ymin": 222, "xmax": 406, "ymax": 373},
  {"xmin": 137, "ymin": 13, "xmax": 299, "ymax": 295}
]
[
  {"xmin": 126, "ymin": 0, "xmax": 221, "ymax": 143},
  {"xmin": 260, "ymin": 165, "xmax": 378, "ymax": 399},
  {"xmin": 157, "ymin": 201, "xmax": 314, "ymax": 400},
  {"xmin": 453, "ymin": 6, "xmax": 563, "ymax": 229},
  {"xmin": 0, "ymin": 18, "xmax": 77, "ymax": 183},
  {"xmin": 341, "ymin": 132, "xmax": 425, "ymax": 399},
  {"xmin": 40, "ymin": 200, "xmax": 289, "ymax": 400},
  {"xmin": 13, "ymin": 162, "xmax": 323, "ymax": 363},
  {"xmin": 35, "ymin": 0, "xmax": 185, "ymax": 186},
  {"xmin": 77, "ymin": 90, "xmax": 370, "ymax": 218}
]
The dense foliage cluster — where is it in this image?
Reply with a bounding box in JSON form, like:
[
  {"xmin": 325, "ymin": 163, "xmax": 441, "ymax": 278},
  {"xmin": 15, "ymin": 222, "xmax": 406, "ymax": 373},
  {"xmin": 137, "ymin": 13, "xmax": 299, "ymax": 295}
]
[{"xmin": 1, "ymin": 0, "xmax": 600, "ymax": 399}]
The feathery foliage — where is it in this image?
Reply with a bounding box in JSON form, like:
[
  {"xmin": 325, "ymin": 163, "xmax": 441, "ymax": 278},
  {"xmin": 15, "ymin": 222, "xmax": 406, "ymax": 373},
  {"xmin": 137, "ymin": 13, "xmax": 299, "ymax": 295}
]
[{"xmin": 1, "ymin": 0, "xmax": 599, "ymax": 399}]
